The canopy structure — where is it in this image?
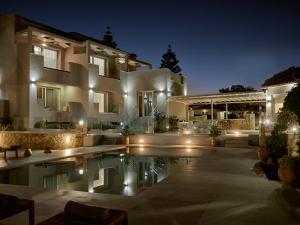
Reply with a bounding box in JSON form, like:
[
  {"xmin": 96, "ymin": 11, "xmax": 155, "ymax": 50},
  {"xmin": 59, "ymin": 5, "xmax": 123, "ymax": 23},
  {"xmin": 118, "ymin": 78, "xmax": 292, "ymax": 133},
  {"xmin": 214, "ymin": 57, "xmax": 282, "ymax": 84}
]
[
  {"xmin": 168, "ymin": 91, "xmax": 266, "ymax": 105},
  {"xmin": 168, "ymin": 91, "xmax": 266, "ymax": 122}
]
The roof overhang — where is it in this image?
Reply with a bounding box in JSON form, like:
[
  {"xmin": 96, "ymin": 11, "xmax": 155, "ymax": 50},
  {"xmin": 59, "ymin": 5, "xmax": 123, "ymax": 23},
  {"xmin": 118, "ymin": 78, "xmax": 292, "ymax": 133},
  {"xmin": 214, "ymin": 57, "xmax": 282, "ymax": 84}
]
[{"xmin": 169, "ymin": 91, "xmax": 266, "ymax": 105}]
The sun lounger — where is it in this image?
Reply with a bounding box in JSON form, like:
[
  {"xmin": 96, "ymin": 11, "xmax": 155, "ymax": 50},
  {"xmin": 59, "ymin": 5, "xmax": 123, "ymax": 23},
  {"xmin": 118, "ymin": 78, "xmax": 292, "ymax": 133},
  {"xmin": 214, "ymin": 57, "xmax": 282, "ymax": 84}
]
[{"xmin": 37, "ymin": 201, "xmax": 128, "ymax": 225}]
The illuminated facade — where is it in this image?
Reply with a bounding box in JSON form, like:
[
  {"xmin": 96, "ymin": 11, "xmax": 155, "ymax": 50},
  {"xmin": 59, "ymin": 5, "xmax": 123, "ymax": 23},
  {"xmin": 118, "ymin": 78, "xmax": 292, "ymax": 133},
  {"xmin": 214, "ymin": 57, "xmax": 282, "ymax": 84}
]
[{"xmin": 0, "ymin": 14, "xmax": 186, "ymax": 129}]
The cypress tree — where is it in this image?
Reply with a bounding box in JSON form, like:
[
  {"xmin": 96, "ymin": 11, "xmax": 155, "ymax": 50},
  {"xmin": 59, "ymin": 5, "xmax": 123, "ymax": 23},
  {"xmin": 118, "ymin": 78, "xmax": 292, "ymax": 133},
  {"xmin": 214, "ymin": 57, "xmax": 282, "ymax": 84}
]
[
  {"xmin": 101, "ymin": 26, "xmax": 117, "ymax": 48},
  {"xmin": 160, "ymin": 45, "xmax": 182, "ymax": 74}
]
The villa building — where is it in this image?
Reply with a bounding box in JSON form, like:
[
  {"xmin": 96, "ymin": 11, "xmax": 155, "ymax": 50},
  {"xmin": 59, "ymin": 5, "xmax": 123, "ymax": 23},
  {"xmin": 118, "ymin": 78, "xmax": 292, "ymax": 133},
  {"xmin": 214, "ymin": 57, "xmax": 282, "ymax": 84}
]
[{"xmin": 0, "ymin": 14, "xmax": 187, "ymax": 129}]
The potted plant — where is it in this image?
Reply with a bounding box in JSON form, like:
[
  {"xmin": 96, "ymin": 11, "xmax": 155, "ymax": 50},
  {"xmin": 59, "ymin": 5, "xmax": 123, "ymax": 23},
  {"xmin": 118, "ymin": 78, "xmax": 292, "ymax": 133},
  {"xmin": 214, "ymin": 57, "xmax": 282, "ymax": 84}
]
[
  {"xmin": 209, "ymin": 124, "xmax": 221, "ymax": 146},
  {"xmin": 121, "ymin": 125, "xmax": 131, "ymax": 146},
  {"xmin": 168, "ymin": 116, "xmax": 179, "ymax": 131},
  {"xmin": 278, "ymin": 155, "xmax": 295, "ymax": 186}
]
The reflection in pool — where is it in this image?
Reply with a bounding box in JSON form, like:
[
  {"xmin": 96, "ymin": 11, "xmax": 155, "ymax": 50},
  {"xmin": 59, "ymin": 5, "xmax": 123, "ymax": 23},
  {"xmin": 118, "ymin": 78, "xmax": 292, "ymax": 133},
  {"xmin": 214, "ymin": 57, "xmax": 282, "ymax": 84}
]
[{"xmin": 0, "ymin": 150, "xmax": 195, "ymax": 196}]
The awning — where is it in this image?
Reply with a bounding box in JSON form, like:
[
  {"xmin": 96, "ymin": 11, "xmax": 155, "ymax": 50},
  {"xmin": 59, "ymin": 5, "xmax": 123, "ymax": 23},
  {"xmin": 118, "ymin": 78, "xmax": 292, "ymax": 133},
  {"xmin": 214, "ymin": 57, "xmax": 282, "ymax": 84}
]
[{"xmin": 168, "ymin": 91, "xmax": 266, "ymax": 105}]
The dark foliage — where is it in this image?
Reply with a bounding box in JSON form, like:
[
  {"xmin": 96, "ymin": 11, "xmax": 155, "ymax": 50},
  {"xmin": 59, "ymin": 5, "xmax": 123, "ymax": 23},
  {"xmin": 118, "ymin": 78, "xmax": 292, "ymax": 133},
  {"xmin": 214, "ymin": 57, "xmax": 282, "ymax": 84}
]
[
  {"xmin": 160, "ymin": 45, "xmax": 182, "ymax": 74},
  {"xmin": 283, "ymin": 84, "xmax": 300, "ymax": 122},
  {"xmin": 266, "ymin": 125, "xmax": 288, "ymax": 163},
  {"xmin": 101, "ymin": 26, "xmax": 117, "ymax": 48},
  {"xmin": 219, "ymin": 85, "xmax": 256, "ymax": 93},
  {"xmin": 262, "ymin": 66, "xmax": 300, "ymax": 87}
]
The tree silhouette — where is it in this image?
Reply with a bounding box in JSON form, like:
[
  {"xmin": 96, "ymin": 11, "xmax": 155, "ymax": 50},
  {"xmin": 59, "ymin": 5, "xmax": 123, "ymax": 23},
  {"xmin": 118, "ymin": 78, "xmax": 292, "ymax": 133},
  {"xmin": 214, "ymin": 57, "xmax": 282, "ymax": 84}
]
[
  {"xmin": 160, "ymin": 45, "xmax": 182, "ymax": 74},
  {"xmin": 219, "ymin": 85, "xmax": 255, "ymax": 93},
  {"xmin": 101, "ymin": 26, "xmax": 117, "ymax": 48}
]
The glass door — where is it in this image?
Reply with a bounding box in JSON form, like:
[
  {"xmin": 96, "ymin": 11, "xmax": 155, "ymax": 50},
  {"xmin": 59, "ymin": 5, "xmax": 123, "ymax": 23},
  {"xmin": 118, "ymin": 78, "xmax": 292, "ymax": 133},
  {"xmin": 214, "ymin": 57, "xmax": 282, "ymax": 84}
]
[{"xmin": 138, "ymin": 91, "xmax": 155, "ymax": 117}]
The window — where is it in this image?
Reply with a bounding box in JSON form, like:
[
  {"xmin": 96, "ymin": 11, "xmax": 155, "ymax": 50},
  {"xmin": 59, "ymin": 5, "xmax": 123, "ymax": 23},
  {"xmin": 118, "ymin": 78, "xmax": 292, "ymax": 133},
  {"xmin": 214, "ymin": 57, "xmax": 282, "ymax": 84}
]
[
  {"xmin": 93, "ymin": 92, "xmax": 106, "ymax": 113},
  {"xmin": 37, "ymin": 86, "xmax": 60, "ymax": 111},
  {"xmin": 138, "ymin": 91, "xmax": 155, "ymax": 117},
  {"xmin": 90, "ymin": 56, "xmax": 106, "ymax": 76},
  {"xmin": 34, "ymin": 46, "xmax": 58, "ymax": 69}
]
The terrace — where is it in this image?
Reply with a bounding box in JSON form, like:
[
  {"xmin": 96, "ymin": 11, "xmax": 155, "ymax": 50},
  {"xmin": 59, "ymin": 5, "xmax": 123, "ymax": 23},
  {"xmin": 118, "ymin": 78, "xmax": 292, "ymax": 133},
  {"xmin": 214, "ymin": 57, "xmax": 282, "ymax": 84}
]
[{"xmin": 0, "ymin": 147, "xmax": 296, "ymax": 225}]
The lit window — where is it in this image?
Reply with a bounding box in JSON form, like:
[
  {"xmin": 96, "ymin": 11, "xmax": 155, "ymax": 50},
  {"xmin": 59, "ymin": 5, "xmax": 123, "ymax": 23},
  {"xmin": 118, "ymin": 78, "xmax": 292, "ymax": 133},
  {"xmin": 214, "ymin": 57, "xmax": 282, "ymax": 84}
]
[
  {"xmin": 43, "ymin": 48, "xmax": 58, "ymax": 69},
  {"xmin": 37, "ymin": 86, "xmax": 60, "ymax": 111},
  {"xmin": 93, "ymin": 92, "xmax": 106, "ymax": 113},
  {"xmin": 90, "ymin": 56, "xmax": 105, "ymax": 76},
  {"xmin": 34, "ymin": 46, "xmax": 58, "ymax": 69}
]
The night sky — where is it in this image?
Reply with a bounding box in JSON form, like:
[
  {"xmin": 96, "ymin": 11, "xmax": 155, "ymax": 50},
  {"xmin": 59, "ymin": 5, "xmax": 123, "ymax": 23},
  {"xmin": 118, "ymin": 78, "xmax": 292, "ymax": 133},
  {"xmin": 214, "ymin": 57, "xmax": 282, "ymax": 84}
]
[{"xmin": 1, "ymin": 0, "xmax": 300, "ymax": 94}]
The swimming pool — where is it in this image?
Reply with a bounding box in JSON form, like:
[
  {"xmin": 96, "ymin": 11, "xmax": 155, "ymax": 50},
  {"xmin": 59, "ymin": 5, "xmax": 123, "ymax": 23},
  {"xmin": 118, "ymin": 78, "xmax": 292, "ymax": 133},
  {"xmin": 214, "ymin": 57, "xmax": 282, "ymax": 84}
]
[{"xmin": 0, "ymin": 148, "xmax": 198, "ymax": 196}]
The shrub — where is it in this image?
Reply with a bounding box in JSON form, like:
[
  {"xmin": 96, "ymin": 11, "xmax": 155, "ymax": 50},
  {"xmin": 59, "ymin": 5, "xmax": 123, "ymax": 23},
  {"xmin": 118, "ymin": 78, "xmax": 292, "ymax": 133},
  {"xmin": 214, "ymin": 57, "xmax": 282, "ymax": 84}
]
[
  {"xmin": 267, "ymin": 126, "xmax": 287, "ymax": 162},
  {"xmin": 278, "ymin": 155, "xmax": 295, "ymax": 166},
  {"xmin": 121, "ymin": 125, "xmax": 133, "ymax": 136},
  {"xmin": 168, "ymin": 116, "xmax": 179, "ymax": 131},
  {"xmin": 276, "ymin": 110, "xmax": 298, "ymax": 131},
  {"xmin": 154, "ymin": 111, "xmax": 167, "ymax": 133},
  {"xmin": 209, "ymin": 124, "xmax": 221, "ymax": 138}
]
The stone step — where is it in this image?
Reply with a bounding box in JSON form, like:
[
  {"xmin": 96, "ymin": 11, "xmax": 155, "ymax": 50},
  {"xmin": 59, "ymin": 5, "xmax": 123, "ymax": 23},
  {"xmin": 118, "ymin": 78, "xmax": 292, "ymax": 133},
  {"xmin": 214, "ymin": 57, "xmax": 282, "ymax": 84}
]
[
  {"xmin": 225, "ymin": 144, "xmax": 250, "ymax": 148},
  {"xmin": 101, "ymin": 135, "xmax": 123, "ymax": 145}
]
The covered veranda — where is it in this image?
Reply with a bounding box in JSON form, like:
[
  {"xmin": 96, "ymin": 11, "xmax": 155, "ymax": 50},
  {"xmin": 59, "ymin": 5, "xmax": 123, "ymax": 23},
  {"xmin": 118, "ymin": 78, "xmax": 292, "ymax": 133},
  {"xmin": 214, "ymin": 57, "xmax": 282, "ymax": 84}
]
[{"xmin": 168, "ymin": 91, "xmax": 267, "ymax": 131}]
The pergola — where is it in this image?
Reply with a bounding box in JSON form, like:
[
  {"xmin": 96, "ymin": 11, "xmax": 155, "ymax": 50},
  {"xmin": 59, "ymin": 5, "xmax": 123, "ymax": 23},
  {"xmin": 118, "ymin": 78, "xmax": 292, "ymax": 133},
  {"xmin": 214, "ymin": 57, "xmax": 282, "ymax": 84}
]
[{"xmin": 168, "ymin": 91, "xmax": 266, "ymax": 121}]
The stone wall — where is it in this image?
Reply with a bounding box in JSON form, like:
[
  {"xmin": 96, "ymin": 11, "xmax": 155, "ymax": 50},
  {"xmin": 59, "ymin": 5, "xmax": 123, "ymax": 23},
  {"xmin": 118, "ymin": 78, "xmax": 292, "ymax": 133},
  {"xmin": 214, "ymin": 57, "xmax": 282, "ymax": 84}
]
[
  {"xmin": 0, "ymin": 131, "xmax": 83, "ymax": 150},
  {"xmin": 218, "ymin": 119, "xmax": 250, "ymax": 130}
]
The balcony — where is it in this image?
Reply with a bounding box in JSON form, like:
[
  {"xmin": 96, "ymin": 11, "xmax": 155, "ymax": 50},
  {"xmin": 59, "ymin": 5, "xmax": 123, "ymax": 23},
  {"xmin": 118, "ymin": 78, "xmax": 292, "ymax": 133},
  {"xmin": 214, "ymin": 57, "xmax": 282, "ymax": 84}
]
[{"xmin": 30, "ymin": 53, "xmax": 83, "ymax": 87}]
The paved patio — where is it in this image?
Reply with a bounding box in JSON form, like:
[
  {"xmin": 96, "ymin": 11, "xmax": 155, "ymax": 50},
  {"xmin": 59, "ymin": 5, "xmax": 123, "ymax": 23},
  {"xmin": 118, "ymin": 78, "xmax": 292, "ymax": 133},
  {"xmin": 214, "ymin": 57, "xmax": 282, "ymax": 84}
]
[{"xmin": 0, "ymin": 147, "xmax": 299, "ymax": 225}]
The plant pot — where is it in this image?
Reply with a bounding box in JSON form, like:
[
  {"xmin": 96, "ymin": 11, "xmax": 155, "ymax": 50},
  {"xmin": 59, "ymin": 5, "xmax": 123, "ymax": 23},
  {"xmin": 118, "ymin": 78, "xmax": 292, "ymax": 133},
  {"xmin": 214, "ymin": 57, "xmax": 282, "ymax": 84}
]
[
  {"xmin": 257, "ymin": 147, "xmax": 270, "ymax": 162},
  {"xmin": 24, "ymin": 148, "xmax": 32, "ymax": 157},
  {"xmin": 278, "ymin": 165, "xmax": 295, "ymax": 186}
]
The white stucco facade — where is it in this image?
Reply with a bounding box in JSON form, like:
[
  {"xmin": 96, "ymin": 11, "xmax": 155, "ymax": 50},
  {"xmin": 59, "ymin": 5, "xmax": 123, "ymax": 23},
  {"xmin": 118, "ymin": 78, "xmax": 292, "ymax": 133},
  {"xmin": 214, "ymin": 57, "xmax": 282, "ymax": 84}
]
[{"xmin": 0, "ymin": 14, "xmax": 187, "ymax": 129}]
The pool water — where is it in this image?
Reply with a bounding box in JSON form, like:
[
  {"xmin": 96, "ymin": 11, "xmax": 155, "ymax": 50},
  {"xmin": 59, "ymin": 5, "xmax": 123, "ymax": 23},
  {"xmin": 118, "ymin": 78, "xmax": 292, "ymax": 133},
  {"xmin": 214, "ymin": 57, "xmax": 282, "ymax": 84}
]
[{"xmin": 0, "ymin": 149, "xmax": 196, "ymax": 196}]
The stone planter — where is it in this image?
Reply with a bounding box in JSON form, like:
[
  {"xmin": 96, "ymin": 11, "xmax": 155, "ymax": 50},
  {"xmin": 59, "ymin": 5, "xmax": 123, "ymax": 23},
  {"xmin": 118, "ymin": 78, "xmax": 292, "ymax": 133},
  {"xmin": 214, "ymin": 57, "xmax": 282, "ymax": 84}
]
[
  {"xmin": 278, "ymin": 165, "xmax": 295, "ymax": 186},
  {"xmin": 257, "ymin": 147, "xmax": 270, "ymax": 162}
]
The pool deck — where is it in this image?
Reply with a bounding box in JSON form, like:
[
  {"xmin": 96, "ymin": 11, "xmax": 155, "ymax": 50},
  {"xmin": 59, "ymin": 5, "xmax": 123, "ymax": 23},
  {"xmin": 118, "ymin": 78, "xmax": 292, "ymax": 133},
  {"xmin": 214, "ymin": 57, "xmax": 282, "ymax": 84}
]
[{"xmin": 1, "ymin": 147, "xmax": 300, "ymax": 225}]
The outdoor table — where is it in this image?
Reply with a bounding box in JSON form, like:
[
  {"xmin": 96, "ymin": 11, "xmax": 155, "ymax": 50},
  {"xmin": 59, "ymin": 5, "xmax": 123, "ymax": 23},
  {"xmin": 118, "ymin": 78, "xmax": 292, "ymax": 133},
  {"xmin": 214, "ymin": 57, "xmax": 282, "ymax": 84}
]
[{"xmin": 0, "ymin": 145, "xmax": 21, "ymax": 160}]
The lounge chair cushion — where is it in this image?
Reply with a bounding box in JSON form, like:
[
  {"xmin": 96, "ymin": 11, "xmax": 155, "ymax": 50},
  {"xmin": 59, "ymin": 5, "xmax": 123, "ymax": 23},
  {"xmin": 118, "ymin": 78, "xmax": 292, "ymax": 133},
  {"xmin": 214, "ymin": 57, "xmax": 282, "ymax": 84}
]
[
  {"xmin": 0, "ymin": 193, "xmax": 18, "ymax": 208},
  {"xmin": 64, "ymin": 201, "xmax": 110, "ymax": 222}
]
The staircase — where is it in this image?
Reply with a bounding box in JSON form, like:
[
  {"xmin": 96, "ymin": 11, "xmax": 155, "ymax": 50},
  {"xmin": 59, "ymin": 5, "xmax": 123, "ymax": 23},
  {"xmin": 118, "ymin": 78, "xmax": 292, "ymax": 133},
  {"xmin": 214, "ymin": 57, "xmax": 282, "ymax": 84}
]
[{"xmin": 225, "ymin": 136, "xmax": 249, "ymax": 148}]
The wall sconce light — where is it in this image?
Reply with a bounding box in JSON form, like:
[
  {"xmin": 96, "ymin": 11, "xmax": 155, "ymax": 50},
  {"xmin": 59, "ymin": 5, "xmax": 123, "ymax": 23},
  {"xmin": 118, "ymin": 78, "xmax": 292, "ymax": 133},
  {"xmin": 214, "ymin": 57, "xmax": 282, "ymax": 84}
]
[
  {"xmin": 124, "ymin": 93, "xmax": 128, "ymax": 97},
  {"xmin": 78, "ymin": 120, "xmax": 84, "ymax": 126}
]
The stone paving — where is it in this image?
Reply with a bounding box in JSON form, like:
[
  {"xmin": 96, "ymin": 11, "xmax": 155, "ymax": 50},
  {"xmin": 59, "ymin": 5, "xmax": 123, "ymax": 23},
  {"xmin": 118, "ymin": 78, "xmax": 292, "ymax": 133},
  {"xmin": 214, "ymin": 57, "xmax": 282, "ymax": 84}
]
[{"xmin": 0, "ymin": 147, "xmax": 299, "ymax": 225}]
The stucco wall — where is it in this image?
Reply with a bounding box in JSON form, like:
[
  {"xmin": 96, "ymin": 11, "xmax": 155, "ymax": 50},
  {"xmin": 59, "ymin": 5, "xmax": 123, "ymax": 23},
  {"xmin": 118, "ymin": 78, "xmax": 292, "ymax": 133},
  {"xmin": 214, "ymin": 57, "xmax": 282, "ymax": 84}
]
[
  {"xmin": 129, "ymin": 134, "xmax": 211, "ymax": 146},
  {"xmin": 167, "ymin": 101, "xmax": 187, "ymax": 120},
  {"xmin": 0, "ymin": 15, "xmax": 19, "ymax": 121},
  {"xmin": 0, "ymin": 131, "xmax": 82, "ymax": 150},
  {"xmin": 121, "ymin": 68, "xmax": 186, "ymax": 118}
]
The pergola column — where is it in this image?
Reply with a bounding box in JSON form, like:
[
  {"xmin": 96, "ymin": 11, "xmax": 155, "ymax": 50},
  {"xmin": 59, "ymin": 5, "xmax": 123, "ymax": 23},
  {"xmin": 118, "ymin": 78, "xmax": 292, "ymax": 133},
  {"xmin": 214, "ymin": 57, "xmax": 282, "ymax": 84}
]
[
  {"xmin": 225, "ymin": 103, "xmax": 228, "ymax": 119},
  {"xmin": 186, "ymin": 104, "xmax": 190, "ymax": 122},
  {"xmin": 211, "ymin": 100, "xmax": 214, "ymax": 123}
]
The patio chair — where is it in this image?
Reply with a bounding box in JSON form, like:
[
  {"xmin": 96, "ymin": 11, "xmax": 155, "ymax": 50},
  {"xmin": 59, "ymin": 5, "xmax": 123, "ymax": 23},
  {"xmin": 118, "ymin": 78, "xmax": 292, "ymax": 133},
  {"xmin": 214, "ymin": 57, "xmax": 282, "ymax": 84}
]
[
  {"xmin": 37, "ymin": 200, "xmax": 128, "ymax": 225},
  {"xmin": 0, "ymin": 193, "xmax": 34, "ymax": 225}
]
